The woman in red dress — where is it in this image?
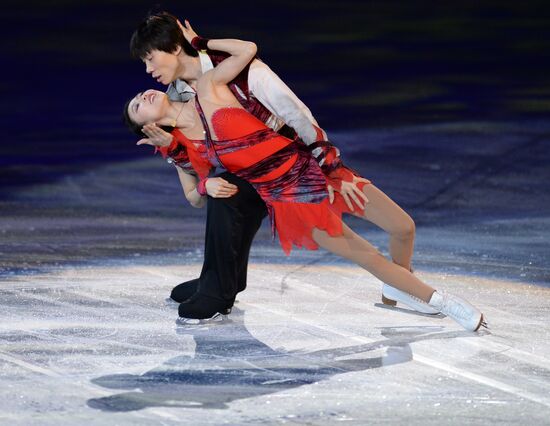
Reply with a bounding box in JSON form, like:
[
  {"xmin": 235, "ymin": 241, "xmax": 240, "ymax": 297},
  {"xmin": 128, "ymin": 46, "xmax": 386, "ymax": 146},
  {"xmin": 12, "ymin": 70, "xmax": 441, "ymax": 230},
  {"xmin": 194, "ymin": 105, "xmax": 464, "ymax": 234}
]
[{"xmin": 125, "ymin": 21, "xmax": 486, "ymax": 331}]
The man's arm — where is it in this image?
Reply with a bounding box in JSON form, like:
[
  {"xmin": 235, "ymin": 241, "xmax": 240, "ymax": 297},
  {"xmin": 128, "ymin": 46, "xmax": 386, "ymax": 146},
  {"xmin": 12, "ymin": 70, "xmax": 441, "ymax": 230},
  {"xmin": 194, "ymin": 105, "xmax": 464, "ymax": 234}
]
[
  {"xmin": 250, "ymin": 60, "xmax": 350, "ymax": 173},
  {"xmin": 248, "ymin": 60, "xmax": 370, "ymax": 210},
  {"xmin": 248, "ymin": 59, "xmax": 323, "ymax": 145}
]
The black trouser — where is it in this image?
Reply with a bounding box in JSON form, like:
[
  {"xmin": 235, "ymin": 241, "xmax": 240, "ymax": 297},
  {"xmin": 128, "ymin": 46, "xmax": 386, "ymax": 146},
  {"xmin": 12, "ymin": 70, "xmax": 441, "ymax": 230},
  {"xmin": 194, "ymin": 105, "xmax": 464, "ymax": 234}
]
[{"xmin": 173, "ymin": 171, "xmax": 267, "ymax": 318}]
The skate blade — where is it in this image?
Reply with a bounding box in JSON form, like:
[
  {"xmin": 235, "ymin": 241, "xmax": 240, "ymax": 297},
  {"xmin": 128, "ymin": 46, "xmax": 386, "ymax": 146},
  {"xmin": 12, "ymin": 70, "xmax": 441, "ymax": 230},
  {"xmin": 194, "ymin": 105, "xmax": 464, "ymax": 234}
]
[
  {"xmin": 375, "ymin": 302, "xmax": 443, "ymax": 317},
  {"xmin": 474, "ymin": 314, "xmax": 488, "ymax": 331},
  {"xmin": 175, "ymin": 312, "xmax": 227, "ymax": 326},
  {"xmin": 165, "ymin": 297, "xmax": 179, "ymax": 307}
]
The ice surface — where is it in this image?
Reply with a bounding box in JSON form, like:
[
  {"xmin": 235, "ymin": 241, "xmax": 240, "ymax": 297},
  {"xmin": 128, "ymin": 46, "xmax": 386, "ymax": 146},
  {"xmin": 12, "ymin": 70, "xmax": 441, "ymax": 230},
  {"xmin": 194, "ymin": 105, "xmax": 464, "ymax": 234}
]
[
  {"xmin": 1, "ymin": 122, "xmax": 549, "ymax": 424},
  {"xmin": 1, "ymin": 264, "xmax": 550, "ymax": 425}
]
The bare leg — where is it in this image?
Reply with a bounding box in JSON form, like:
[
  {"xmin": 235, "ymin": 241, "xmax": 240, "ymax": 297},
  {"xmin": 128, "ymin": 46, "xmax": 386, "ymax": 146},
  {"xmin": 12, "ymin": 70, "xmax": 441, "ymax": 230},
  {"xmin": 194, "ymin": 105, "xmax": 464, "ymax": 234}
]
[
  {"xmin": 357, "ymin": 184, "xmax": 415, "ymax": 270},
  {"xmin": 312, "ymin": 223, "xmax": 434, "ymax": 302}
]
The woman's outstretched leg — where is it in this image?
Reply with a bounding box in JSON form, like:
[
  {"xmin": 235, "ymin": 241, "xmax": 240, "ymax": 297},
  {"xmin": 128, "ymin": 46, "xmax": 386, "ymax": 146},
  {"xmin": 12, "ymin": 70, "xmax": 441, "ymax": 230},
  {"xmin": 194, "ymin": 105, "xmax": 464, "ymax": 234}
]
[
  {"xmin": 354, "ymin": 183, "xmax": 421, "ymax": 308},
  {"xmin": 312, "ymin": 223, "xmax": 433, "ymax": 302},
  {"xmin": 311, "ymin": 224, "xmax": 485, "ymax": 331},
  {"xmin": 358, "ymin": 184, "xmax": 415, "ymax": 271}
]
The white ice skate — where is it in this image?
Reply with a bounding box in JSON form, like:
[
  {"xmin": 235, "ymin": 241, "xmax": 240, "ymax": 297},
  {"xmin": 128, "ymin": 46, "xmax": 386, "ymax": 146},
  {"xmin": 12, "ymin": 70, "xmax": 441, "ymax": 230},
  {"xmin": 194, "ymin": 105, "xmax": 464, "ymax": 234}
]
[
  {"xmin": 428, "ymin": 291, "xmax": 487, "ymax": 331},
  {"xmin": 381, "ymin": 284, "xmax": 439, "ymax": 314}
]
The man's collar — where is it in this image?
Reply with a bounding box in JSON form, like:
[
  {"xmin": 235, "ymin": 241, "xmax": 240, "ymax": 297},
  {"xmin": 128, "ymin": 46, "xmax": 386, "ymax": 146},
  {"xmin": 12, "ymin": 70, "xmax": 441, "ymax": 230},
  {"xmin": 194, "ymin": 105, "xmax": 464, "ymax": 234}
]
[{"xmin": 172, "ymin": 78, "xmax": 194, "ymax": 95}]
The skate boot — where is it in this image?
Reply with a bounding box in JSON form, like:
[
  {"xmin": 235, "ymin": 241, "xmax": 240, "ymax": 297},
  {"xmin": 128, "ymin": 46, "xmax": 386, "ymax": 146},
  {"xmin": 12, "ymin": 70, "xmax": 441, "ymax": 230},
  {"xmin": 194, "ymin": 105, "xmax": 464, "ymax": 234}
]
[
  {"xmin": 178, "ymin": 293, "xmax": 232, "ymax": 321},
  {"xmin": 170, "ymin": 279, "xmax": 200, "ymax": 303},
  {"xmin": 428, "ymin": 291, "xmax": 487, "ymax": 331},
  {"xmin": 381, "ymin": 284, "xmax": 439, "ymax": 314}
]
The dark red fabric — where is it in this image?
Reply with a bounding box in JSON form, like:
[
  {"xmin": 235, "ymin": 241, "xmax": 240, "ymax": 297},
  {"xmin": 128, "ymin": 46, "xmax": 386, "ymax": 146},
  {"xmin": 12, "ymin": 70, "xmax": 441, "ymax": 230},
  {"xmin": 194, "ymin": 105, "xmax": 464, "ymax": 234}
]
[{"xmin": 191, "ymin": 36, "xmax": 209, "ymax": 51}]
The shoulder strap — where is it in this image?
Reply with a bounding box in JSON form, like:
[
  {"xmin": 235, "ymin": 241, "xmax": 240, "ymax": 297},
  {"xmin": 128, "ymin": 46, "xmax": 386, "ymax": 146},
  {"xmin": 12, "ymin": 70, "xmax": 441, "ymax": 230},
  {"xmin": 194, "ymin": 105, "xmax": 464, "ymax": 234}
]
[{"xmin": 193, "ymin": 97, "xmax": 224, "ymax": 168}]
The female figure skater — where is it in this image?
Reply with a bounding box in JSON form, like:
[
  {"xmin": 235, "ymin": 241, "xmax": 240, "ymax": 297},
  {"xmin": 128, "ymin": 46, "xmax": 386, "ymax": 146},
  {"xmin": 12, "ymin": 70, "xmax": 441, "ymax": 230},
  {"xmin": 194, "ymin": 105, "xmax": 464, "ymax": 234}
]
[{"xmin": 125, "ymin": 22, "xmax": 486, "ymax": 331}]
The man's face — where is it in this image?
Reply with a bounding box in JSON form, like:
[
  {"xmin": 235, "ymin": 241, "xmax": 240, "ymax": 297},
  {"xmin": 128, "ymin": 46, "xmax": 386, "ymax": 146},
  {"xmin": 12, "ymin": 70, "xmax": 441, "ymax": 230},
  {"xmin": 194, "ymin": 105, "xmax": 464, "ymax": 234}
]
[{"xmin": 143, "ymin": 49, "xmax": 180, "ymax": 85}]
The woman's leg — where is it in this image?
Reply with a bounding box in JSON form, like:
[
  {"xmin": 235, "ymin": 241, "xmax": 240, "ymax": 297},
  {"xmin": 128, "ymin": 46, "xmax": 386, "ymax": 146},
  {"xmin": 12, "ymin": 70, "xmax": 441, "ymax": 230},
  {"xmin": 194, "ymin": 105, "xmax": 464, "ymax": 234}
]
[
  {"xmin": 312, "ymin": 224, "xmax": 485, "ymax": 331},
  {"xmin": 312, "ymin": 223, "xmax": 434, "ymax": 302},
  {"xmin": 358, "ymin": 184, "xmax": 415, "ymax": 271}
]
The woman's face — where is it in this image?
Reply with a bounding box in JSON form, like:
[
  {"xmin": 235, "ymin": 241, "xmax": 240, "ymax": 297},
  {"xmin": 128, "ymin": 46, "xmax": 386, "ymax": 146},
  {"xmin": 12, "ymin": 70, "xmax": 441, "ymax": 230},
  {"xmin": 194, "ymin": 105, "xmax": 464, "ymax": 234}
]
[{"xmin": 127, "ymin": 89, "xmax": 169, "ymax": 126}]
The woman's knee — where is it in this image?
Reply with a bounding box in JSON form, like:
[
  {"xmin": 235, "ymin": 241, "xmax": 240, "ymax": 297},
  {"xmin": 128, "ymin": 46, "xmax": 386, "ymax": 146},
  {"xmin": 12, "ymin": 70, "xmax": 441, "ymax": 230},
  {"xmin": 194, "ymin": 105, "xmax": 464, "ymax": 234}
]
[{"xmin": 393, "ymin": 215, "xmax": 415, "ymax": 239}]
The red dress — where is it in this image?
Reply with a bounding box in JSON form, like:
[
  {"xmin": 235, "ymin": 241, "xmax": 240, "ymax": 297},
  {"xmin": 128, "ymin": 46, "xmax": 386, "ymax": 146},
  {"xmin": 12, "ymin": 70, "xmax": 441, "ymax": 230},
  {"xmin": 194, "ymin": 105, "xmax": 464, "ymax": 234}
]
[{"xmin": 174, "ymin": 106, "xmax": 370, "ymax": 255}]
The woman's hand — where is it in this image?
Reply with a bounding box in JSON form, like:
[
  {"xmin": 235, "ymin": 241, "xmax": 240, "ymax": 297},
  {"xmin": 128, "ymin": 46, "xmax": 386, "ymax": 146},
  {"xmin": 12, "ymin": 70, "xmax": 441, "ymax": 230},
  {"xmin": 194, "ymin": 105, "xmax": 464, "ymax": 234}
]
[
  {"xmin": 177, "ymin": 19, "xmax": 199, "ymax": 45},
  {"xmin": 205, "ymin": 177, "xmax": 238, "ymax": 198},
  {"xmin": 136, "ymin": 123, "xmax": 173, "ymax": 147},
  {"xmin": 327, "ymin": 176, "xmax": 370, "ymax": 211}
]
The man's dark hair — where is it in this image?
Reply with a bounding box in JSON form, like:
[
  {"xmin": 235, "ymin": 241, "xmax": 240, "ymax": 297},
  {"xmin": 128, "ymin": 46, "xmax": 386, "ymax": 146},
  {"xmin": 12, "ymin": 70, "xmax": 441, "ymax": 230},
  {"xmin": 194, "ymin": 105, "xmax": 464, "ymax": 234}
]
[
  {"xmin": 122, "ymin": 98, "xmax": 174, "ymax": 138},
  {"xmin": 130, "ymin": 11, "xmax": 199, "ymax": 59}
]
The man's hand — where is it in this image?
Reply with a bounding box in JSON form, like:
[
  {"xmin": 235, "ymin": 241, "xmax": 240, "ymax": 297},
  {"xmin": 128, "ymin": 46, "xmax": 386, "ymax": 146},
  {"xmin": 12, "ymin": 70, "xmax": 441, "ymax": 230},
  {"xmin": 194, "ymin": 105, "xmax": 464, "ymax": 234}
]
[
  {"xmin": 205, "ymin": 177, "xmax": 238, "ymax": 198},
  {"xmin": 327, "ymin": 176, "xmax": 370, "ymax": 211},
  {"xmin": 136, "ymin": 123, "xmax": 173, "ymax": 147},
  {"xmin": 177, "ymin": 19, "xmax": 199, "ymax": 45}
]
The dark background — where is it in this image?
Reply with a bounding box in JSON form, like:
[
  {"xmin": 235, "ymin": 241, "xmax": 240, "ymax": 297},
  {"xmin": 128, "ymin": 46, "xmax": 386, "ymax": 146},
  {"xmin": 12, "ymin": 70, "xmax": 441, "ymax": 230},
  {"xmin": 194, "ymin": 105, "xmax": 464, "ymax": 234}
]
[
  {"xmin": 1, "ymin": 1, "xmax": 549, "ymax": 283},
  {"xmin": 2, "ymin": 0, "xmax": 550, "ymax": 191}
]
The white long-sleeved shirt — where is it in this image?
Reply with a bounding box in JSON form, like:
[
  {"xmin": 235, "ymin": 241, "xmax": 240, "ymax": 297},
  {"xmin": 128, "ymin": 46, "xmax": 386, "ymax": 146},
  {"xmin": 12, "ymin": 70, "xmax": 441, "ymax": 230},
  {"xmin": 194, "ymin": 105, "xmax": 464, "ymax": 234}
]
[{"xmin": 166, "ymin": 52, "xmax": 319, "ymax": 145}]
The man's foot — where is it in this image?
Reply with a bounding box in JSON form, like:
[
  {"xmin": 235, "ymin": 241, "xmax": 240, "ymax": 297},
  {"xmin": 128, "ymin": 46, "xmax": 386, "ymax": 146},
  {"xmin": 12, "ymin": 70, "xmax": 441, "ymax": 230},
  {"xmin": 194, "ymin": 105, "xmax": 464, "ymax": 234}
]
[
  {"xmin": 178, "ymin": 293, "xmax": 233, "ymax": 320},
  {"xmin": 428, "ymin": 291, "xmax": 487, "ymax": 331},
  {"xmin": 170, "ymin": 279, "xmax": 200, "ymax": 303},
  {"xmin": 381, "ymin": 284, "xmax": 439, "ymax": 314}
]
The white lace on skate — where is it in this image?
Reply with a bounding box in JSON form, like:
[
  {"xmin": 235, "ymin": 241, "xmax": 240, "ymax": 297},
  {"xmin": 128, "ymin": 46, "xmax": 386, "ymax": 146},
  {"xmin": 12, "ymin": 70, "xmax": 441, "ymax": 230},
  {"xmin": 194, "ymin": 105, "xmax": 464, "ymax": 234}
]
[{"xmin": 429, "ymin": 291, "xmax": 487, "ymax": 331}]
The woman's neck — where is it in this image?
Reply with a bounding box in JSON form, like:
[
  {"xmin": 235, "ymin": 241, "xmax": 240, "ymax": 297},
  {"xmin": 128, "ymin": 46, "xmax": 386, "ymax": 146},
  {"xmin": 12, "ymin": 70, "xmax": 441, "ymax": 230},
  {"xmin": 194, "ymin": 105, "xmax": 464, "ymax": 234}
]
[{"xmin": 171, "ymin": 99, "xmax": 205, "ymax": 138}]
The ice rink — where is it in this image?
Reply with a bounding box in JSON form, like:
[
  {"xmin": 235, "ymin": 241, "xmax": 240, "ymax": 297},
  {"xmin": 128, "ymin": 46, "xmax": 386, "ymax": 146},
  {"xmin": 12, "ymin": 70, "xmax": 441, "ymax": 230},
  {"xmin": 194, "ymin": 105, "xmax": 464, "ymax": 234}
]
[{"xmin": 2, "ymin": 122, "xmax": 549, "ymax": 425}]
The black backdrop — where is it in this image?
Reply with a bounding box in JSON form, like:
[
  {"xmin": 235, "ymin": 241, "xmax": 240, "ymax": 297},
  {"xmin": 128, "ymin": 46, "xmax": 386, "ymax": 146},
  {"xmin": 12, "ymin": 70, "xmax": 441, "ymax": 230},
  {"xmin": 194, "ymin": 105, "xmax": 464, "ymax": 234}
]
[{"xmin": 2, "ymin": 0, "xmax": 550, "ymax": 188}]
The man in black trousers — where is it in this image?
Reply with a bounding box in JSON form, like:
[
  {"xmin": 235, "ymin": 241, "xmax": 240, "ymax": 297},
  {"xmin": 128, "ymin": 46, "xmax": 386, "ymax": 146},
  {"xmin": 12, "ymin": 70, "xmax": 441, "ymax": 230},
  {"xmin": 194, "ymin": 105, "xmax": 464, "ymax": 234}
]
[{"xmin": 130, "ymin": 12, "xmax": 352, "ymax": 319}]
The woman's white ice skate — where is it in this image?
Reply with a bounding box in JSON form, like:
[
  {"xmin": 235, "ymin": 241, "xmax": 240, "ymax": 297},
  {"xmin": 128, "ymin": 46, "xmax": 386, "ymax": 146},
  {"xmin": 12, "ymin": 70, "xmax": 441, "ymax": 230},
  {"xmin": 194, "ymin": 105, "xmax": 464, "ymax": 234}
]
[{"xmin": 428, "ymin": 291, "xmax": 487, "ymax": 331}]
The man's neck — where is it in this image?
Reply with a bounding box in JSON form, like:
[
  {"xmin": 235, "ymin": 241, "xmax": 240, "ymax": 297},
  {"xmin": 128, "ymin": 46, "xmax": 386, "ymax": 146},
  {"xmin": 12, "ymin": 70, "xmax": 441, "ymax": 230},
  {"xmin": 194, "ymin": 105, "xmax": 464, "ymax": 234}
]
[{"xmin": 176, "ymin": 53, "xmax": 203, "ymax": 89}]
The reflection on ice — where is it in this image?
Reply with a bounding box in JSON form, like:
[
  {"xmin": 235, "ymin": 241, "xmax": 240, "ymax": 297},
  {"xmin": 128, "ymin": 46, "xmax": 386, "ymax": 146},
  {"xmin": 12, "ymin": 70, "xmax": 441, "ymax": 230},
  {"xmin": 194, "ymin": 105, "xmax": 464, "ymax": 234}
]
[{"xmin": 89, "ymin": 309, "xmax": 460, "ymax": 412}]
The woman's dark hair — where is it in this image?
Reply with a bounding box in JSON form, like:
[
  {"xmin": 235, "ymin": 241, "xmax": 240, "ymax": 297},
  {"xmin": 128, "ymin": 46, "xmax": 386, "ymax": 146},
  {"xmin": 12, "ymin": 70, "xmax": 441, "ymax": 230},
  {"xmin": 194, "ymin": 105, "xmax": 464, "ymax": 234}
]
[
  {"xmin": 122, "ymin": 98, "xmax": 174, "ymax": 138},
  {"xmin": 130, "ymin": 11, "xmax": 198, "ymax": 59}
]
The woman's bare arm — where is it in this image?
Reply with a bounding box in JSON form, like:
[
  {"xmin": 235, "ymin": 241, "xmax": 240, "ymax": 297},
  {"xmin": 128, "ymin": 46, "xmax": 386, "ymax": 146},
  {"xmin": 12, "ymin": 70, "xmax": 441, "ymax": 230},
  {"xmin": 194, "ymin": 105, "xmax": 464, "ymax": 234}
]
[
  {"xmin": 206, "ymin": 39, "xmax": 257, "ymax": 85},
  {"xmin": 177, "ymin": 166, "xmax": 239, "ymax": 207},
  {"xmin": 179, "ymin": 20, "xmax": 257, "ymax": 86},
  {"xmin": 176, "ymin": 166, "xmax": 206, "ymax": 208}
]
